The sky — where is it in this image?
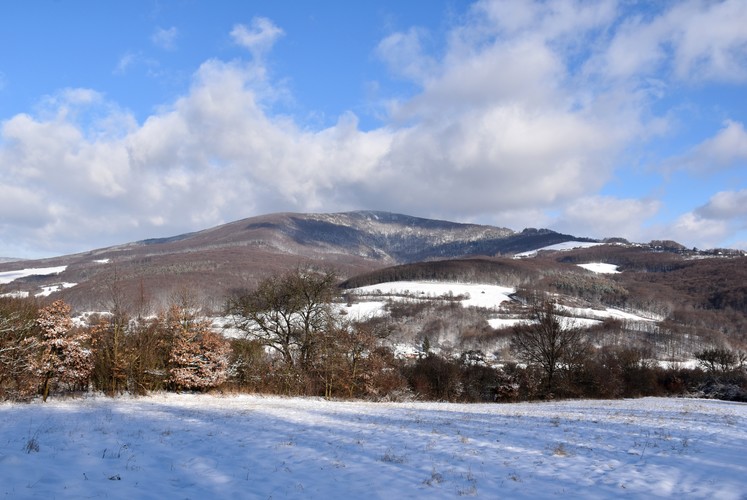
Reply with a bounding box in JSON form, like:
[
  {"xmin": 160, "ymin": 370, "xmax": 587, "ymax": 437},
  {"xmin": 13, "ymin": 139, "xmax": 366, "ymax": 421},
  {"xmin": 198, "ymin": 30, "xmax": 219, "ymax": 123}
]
[{"xmin": 1, "ymin": 0, "xmax": 746, "ymax": 259}]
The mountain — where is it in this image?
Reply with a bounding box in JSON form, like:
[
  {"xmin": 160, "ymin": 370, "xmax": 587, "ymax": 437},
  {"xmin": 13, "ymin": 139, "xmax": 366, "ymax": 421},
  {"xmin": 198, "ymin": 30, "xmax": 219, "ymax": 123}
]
[{"xmin": 0, "ymin": 211, "xmax": 588, "ymax": 310}]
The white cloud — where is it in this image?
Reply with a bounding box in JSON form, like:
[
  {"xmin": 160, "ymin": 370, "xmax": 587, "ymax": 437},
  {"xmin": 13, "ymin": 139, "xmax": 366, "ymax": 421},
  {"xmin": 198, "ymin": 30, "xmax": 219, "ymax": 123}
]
[
  {"xmin": 553, "ymin": 196, "xmax": 661, "ymax": 241},
  {"xmin": 473, "ymin": 0, "xmax": 617, "ymax": 41},
  {"xmin": 591, "ymin": 0, "xmax": 747, "ymax": 83},
  {"xmin": 695, "ymin": 189, "xmax": 747, "ymax": 220},
  {"xmin": 655, "ymin": 188, "xmax": 747, "ymax": 249},
  {"xmin": 152, "ymin": 26, "xmax": 178, "ymax": 50},
  {"xmin": 0, "ymin": 185, "xmax": 49, "ymax": 227},
  {"xmin": 115, "ymin": 52, "xmax": 137, "ymax": 75},
  {"xmin": 375, "ymin": 28, "xmax": 435, "ymax": 84},
  {"xmin": 230, "ymin": 17, "xmax": 284, "ymax": 59},
  {"xmin": 664, "ymin": 212, "xmax": 731, "ymax": 249},
  {"xmin": 1, "ymin": 3, "xmax": 745, "ymax": 257},
  {"xmin": 669, "ymin": 120, "xmax": 747, "ymax": 172}
]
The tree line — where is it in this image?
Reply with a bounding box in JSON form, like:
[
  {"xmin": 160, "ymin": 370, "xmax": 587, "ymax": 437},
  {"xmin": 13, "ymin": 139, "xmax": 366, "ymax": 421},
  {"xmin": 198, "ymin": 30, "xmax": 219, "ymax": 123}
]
[{"xmin": 1, "ymin": 266, "xmax": 745, "ymax": 402}]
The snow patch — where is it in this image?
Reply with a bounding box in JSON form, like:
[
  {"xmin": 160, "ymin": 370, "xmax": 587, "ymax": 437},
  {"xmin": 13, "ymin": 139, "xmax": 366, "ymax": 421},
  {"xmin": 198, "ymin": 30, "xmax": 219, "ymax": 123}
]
[
  {"xmin": 35, "ymin": 282, "xmax": 77, "ymax": 297},
  {"xmin": 578, "ymin": 262, "xmax": 620, "ymax": 274},
  {"xmin": 353, "ymin": 281, "xmax": 514, "ymax": 310},
  {"xmin": 559, "ymin": 305, "xmax": 656, "ymax": 323},
  {"xmin": 487, "ymin": 317, "xmax": 527, "ymax": 329},
  {"xmin": 341, "ymin": 301, "xmax": 388, "ymax": 320},
  {"xmin": 515, "ymin": 241, "xmax": 602, "ymax": 258},
  {"xmin": 0, "ymin": 266, "xmax": 67, "ymax": 284}
]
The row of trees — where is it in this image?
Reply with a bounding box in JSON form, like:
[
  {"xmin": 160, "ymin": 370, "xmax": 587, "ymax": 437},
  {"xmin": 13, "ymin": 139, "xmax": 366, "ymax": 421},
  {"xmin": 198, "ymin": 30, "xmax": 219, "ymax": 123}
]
[
  {"xmin": 0, "ymin": 296, "xmax": 230, "ymax": 401},
  {"xmin": 225, "ymin": 268, "xmax": 746, "ymax": 401},
  {"xmin": 2, "ymin": 266, "xmax": 745, "ymax": 402}
]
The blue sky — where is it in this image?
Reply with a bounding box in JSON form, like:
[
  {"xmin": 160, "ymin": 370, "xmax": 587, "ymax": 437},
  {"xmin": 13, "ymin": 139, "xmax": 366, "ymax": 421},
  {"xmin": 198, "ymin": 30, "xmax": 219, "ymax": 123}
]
[{"xmin": 1, "ymin": 0, "xmax": 746, "ymax": 258}]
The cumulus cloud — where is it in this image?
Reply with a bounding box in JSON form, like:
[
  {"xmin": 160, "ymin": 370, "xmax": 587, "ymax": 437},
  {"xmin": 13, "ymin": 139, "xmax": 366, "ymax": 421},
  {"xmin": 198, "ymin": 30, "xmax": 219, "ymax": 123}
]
[
  {"xmin": 553, "ymin": 196, "xmax": 661, "ymax": 241},
  {"xmin": 664, "ymin": 212, "xmax": 732, "ymax": 249},
  {"xmin": 230, "ymin": 17, "xmax": 284, "ymax": 59},
  {"xmin": 375, "ymin": 28, "xmax": 436, "ymax": 84},
  {"xmin": 591, "ymin": 0, "xmax": 747, "ymax": 83},
  {"xmin": 669, "ymin": 120, "xmax": 747, "ymax": 172},
  {"xmin": 695, "ymin": 190, "xmax": 747, "ymax": 221},
  {"xmin": 652, "ymin": 189, "xmax": 747, "ymax": 250},
  {"xmin": 152, "ymin": 26, "xmax": 178, "ymax": 51},
  {"xmin": 2, "ymin": 1, "xmax": 747, "ymax": 257}
]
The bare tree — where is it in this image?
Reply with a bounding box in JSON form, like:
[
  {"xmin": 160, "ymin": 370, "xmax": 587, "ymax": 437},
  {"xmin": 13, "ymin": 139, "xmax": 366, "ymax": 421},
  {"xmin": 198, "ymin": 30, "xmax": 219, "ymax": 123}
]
[
  {"xmin": 226, "ymin": 268, "xmax": 339, "ymax": 371},
  {"xmin": 695, "ymin": 347, "xmax": 740, "ymax": 373},
  {"xmin": 510, "ymin": 299, "xmax": 586, "ymax": 394},
  {"xmin": 91, "ymin": 262, "xmax": 132, "ymax": 394},
  {"xmin": 0, "ymin": 298, "xmax": 40, "ymax": 400}
]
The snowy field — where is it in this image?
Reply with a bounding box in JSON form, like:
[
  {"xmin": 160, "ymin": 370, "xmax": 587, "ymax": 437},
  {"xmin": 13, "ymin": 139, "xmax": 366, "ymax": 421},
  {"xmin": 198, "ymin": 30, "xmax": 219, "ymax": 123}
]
[
  {"xmin": 344, "ymin": 280, "xmax": 654, "ymax": 331},
  {"xmin": 0, "ymin": 266, "xmax": 67, "ymax": 285},
  {"xmin": 0, "ymin": 266, "xmax": 74, "ymax": 298},
  {"xmin": 1, "ymin": 395, "xmax": 745, "ymax": 499},
  {"xmin": 514, "ymin": 242, "xmax": 603, "ymax": 258},
  {"xmin": 345, "ymin": 281, "xmax": 515, "ymax": 320}
]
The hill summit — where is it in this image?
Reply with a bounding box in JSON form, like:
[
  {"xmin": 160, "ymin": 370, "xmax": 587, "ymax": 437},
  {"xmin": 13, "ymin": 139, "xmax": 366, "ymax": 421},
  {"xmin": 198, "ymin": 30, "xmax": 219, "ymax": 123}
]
[{"xmin": 0, "ymin": 211, "xmax": 590, "ymax": 309}]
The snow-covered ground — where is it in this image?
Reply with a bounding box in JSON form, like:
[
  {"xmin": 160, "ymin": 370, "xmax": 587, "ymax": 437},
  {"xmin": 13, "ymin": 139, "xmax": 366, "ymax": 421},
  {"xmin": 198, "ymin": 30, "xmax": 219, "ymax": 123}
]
[
  {"xmin": 577, "ymin": 263, "xmax": 620, "ymax": 274},
  {"xmin": 345, "ymin": 280, "xmax": 655, "ymax": 332},
  {"xmin": 514, "ymin": 242, "xmax": 603, "ymax": 258},
  {"xmin": 349, "ymin": 281, "xmax": 514, "ymax": 312},
  {"xmin": 35, "ymin": 282, "xmax": 77, "ymax": 297},
  {"xmin": 0, "ymin": 266, "xmax": 72, "ymax": 298},
  {"xmin": 559, "ymin": 305, "xmax": 656, "ymax": 324},
  {"xmin": 0, "ymin": 266, "xmax": 67, "ymax": 285},
  {"xmin": 1, "ymin": 395, "xmax": 744, "ymax": 499}
]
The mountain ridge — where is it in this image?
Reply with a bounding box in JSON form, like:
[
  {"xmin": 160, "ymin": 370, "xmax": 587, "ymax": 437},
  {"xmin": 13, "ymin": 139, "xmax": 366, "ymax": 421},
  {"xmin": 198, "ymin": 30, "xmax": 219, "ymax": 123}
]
[{"xmin": 0, "ymin": 210, "xmax": 621, "ymax": 309}]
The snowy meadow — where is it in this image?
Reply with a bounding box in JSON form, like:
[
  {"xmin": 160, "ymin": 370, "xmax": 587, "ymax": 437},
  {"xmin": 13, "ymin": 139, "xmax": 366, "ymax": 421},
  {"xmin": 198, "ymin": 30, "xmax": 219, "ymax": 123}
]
[{"xmin": 1, "ymin": 395, "xmax": 745, "ymax": 499}]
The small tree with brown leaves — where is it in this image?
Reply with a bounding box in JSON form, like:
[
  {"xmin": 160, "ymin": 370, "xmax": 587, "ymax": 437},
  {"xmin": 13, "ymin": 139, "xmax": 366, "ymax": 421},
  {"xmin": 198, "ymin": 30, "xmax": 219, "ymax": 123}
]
[
  {"xmin": 165, "ymin": 304, "xmax": 230, "ymax": 391},
  {"xmin": 31, "ymin": 300, "xmax": 93, "ymax": 401}
]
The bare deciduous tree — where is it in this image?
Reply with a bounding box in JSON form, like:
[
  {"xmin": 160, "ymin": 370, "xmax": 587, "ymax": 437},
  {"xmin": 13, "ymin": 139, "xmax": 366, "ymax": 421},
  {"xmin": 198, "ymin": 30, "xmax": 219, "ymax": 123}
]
[
  {"xmin": 510, "ymin": 299, "xmax": 586, "ymax": 394},
  {"xmin": 226, "ymin": 268, "xmax": 339, "ymax": 370}
]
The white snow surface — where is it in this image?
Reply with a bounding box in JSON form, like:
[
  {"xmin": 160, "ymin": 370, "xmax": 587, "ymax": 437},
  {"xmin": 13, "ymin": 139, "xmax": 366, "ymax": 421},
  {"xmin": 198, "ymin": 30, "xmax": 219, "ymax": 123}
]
[
  {"xmin": 341, "ymin": 300, "xmax": 389, "ymax": 320},
  {"xmin": 515, "ymin": 241, "xmax": 602, "ymax": 258},
  {"xmin": 559, "ymin": 305, "xmax": 656, "ymax": 323},
  {"xmin": 577, "ymin": 263, "xmax": 620, "ymax": 274},
  {"xmin": 0, "ymin": 394, "xmax": 744, "ymax": 499},
  {"xmin": 487, "ymin": 317, "xmax": 527, "ymax": 329},
  {"xmin": 0, "ymin": 266, "xmax": 67, "ymax": 284},
  {"xmin": 35, "ymin": 282, "xmax": 77, "ymax": 297},
  {"xmin": 353, "ymin": 281, "xmax": 514, "ymax": 310}
]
